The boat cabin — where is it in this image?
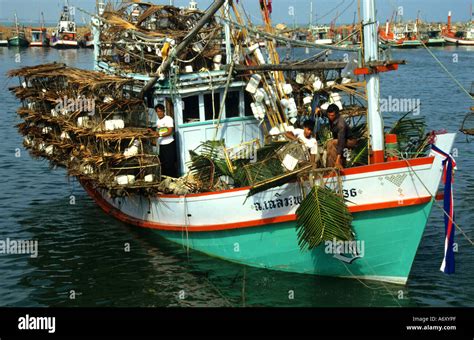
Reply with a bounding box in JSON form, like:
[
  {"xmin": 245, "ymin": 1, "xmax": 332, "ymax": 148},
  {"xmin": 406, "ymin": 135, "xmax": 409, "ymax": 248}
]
[
  {"xmin": 30, "ymin": 28, "xmax": 48, "ymax": 46},
  {"xmin": 148, "ymin": 73, "xmax": 264, "ymax": 176}
]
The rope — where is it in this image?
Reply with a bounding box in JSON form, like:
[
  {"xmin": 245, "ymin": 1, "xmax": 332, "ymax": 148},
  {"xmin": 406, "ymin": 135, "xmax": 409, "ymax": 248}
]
[
  {"xmin": 313, "ymin": 0, "xmax": 348, "ymax": 22},
  {"xmin": 182, "ymin": 194, "xmax": 191, "ymax": 257},
  {"xmin": 213, "ymin": 61, "xmax": 235, "ymax": 140},
  {"xmin": 419, "ymin": 39, "xmax": 474, "ymax": 100}
]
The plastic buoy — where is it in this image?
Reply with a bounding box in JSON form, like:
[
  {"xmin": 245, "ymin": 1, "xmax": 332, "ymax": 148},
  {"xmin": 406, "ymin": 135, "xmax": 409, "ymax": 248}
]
[{"xmin": 385, "ymin": 134, "xmax": 398, "ymax": 161}]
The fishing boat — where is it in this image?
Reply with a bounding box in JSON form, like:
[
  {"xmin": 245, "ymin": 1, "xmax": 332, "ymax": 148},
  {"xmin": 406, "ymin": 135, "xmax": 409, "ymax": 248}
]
[
  {"xmin": 9, "ymin": 0, "xmax": 457, "ymax": 286},
  {"xmin": 50, "ymin": 1, "xmax": 79, "ymax": 49},
  {"xmin": 79, "ymin": 31, "xmax": 94, "ymax": 48},
  {"xmin": 421, "ymin": 25, "xmax": 445, "ymax": 46},
  {"xmin": 30, "ymin": 13, "xmax": 50, "ymax": 47},
  {"xmin": 8, "ymin": 12, "xmax": 29, "ymax": 47},
  {"xmin": 379, "ymin": 15, "xmax": 422, "ymax": 48},
  {"xmin": 310, "ymin": 25, "xmax": 333, "ymax": 45},
  {"xmin": 89, "ymin": 0, "xmax": 454, "ymax": 285},
  {"xmin": 442, "ymin": 11, "xmax": 474, "ymax": 45},
  {"xmin": 0, "ymin": 33, "xmax": 8, "ymax": 46}
]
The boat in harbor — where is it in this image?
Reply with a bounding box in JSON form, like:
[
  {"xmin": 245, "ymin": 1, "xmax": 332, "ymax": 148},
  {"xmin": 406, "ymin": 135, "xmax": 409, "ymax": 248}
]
[
  {"xmin": 8, "ymin": 12, "xmax": 29, "ymax": 47},
  {"xmin": 79, "ymin": 31, "xmax": 94, "ymax": 48},
  {"xmin": 379, "ymin": 19, "xmax": 422, "ymax": 48},
  {"xmin": 442, "ymin": 11, "xmax": 474, "ymax": 45},
  {"xmin": 30, "ymin": 13, "xmax": 50, "ymax": 47},
  {"xmin": 8, "ymin": 0, "xmax": 456, "ymax": 286},
  {"xmin": 0, "ymin": 33, "xmax": 8, "ymax": 46},
  {"xmin": 420, "ymin": 24, "xmax": 445, "ymax": 46},
  {"xmin": 310, "ymin": 25, "xmax": 333, "ymax": 45},
  {"xmin": 50, "ymin": 1, "xmax": 79, "ymax": 49}
]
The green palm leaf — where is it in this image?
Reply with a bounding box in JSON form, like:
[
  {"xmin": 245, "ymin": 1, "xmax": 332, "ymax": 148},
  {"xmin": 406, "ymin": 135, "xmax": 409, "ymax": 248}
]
[
  {"xmin": 188, "ymin": 140, "xmax": 233, "ymax": 190},
  {"xmin": 389, "ymin": 113, "xmax": 426, "ymax": 157},
  {"xmin": 295, "ymin": 186, "xmax": 354, "ymax": 251}
]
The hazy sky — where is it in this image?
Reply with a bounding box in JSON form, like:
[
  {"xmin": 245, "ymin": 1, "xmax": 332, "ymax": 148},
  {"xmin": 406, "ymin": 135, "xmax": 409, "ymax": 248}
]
[{"xmin": 0, "ymin": 0, "xmax": 472, "ymax": 24}]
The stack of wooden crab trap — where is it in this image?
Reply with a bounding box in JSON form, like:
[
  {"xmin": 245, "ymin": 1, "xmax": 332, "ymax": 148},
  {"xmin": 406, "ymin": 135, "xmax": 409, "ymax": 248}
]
[{"xmin": 8, "ymin": 63, "xmax": 166, "ymax": 197}]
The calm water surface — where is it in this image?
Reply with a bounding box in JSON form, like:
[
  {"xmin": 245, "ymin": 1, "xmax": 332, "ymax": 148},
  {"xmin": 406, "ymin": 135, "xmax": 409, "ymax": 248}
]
[{"xmin": 0, "ymin": 46, "xmax": 473, "ymax": 307}]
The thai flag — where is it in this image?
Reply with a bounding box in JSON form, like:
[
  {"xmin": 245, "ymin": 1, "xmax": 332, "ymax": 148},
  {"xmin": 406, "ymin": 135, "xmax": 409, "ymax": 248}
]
[{"xmin": 431, "ymin": 145, "xmax": 456, "ymax": 274}]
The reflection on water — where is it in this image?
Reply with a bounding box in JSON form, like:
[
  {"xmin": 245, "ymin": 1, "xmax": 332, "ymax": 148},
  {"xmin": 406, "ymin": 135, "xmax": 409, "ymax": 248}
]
[{"xmin": 0, "ymin": 46, "xmax": 473, "ymax": 307}]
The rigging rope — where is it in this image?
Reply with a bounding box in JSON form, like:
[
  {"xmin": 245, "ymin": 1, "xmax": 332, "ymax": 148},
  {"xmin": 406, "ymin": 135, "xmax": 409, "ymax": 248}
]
[{"xmin": 419, "ymin": 40, "xmax": 474, "ymax": 100}]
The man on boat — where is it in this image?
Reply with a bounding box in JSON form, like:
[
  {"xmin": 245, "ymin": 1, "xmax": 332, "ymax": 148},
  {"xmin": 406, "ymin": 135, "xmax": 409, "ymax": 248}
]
[
  {"xmin": 326, "ymin": 104, "xmax": 357, "ymax": 169},
  {"xmin": 154, "ymin": 104, "xmax": 177, "ymax": 177},
  {"xmin": 285, "ymin": 119, "xmax": 318, "ymax": 165}
]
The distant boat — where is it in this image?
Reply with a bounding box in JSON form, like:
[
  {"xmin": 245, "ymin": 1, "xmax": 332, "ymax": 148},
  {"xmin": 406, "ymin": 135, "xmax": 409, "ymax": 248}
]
[
  {"xmin": 442, "ymin": 11, "xmax": 474, "ymax": 45},
  {"xmin": 422, "ymin": 26, "xmax": 445, "ymax": 46},
  {"xmin": 379, "ymin": 19, "xmax": 422, "ymax": 48},
  {"xmin": 50, "ymin": 1, "xmax": 79, "ymax": 49},
  {"xmin": 30, "ymin": 12, "xmax": 50, "ymax": 47},
  {"xmin": 310, "ymin": 25, "xmax": 333, "ymax": 45},
  {"xmin": 79, "ymin": 31, "xmax": 94, "ymax": 48},
  {"xmin": 0, "ymin": 33, "xmax": 8, "ymax": 46},
  {"xmin": 30, "ymin": 27, "xmax": 49, "ymax": 47},
  {"xmin": 8, "ymin": 12, "xmax": 30, "ymax": 47}
]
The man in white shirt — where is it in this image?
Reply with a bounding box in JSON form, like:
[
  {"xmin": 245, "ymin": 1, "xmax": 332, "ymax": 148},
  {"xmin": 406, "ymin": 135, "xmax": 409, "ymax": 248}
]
[
  {"xmin": 285, "ymin": 120, "xmax": 318, "ymax": 164},
  {"xmin": 155, "ymin": 104, "xmax": 177, "ymax": 177}
]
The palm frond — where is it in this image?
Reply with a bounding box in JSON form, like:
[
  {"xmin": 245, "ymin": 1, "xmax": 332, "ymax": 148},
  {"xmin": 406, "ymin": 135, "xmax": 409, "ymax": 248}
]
[
  {"xmin": 187, "ymin": 140, "xmax": 233, "ymax": 190},
  {"xmin": 389, "ymin": 114, "xmax": 426, "ymax": 157},
  {"xmin": 347, "ymin": 123, "xmax": 368, "ymax": 166},
  {"xmin": 347, "ymin": 138, "xmax": 368, "ymax": 167},
  {"xmin": 296, "ymin": 186, "xmax": 354, "ymax": 251}
]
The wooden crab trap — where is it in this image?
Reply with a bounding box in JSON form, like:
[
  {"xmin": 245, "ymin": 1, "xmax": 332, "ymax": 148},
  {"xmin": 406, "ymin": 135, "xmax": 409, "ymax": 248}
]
[{"xmin": 242, "ymin": 141, "xmax": 310, "ymax": 186}]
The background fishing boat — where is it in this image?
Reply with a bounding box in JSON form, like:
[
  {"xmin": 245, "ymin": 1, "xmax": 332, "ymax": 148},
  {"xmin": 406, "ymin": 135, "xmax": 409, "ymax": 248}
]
[
  {"xmin": 50, "ymin": 1, "xmax": 79, "ymax": 49},
  {"xmin": 0, "ymin": 33, "xmax": 8, "ymax": 46},
  {"xmin": 29, "ymin": 13, "xmax": 50, "ymax": 47},
  {"xmin": 442, "ymin": 11, "xmax": 474, "ymax": 45},
  {"xmin": 419, "ymin": 23, "xmax": 445, "ymax": 46},
  {"xmin": 79, "ymin": 31, "xmax": 93, "ymax": 48},
  {"xmin": 310, "ymin": 25, "xmax": 333, "ymax": 45},
  {"xmin": 379, "ymin": 21, "xmax": 422, "ymax": 48},
  {"xmin": 8, "ymin": 12, "xmax": 29, "ymax": 47}
]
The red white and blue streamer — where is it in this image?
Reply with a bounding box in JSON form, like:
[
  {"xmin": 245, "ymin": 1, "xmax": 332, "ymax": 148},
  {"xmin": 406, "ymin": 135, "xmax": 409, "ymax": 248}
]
[{"xmin": 431, "ymin": 145, "xmax": 456, "ymax": 274}]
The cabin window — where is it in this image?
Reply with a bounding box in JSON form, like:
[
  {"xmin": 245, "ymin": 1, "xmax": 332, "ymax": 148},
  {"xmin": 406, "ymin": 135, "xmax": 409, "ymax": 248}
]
[
  {"xmin": 244, "ymin": 92, "xmax": 253, "ymax": 116},
  {"xmin": 182, "ymin": 96, "xmax": 200, "ymax": 123},
  {"xmin": 204, "ymin": 93, "xmax": 220, "ymax": 121},
  {"xmin": 225, "ymin": 91, "xmax": 241, "ymax": 118}
]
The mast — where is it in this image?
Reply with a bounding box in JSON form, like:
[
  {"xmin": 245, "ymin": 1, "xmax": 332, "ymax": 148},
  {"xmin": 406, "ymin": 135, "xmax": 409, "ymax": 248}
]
[
  {"xmin": 362, "ymin": 0, "xmax": 384, "ymax": 163},
  {"xmin": 309, "ymin": 1, "xmax": 313, "ymax": 28},
  {"xmin": 224, "ymin": 0, "xmax": 232, "ymax": 64},
  {"xmin": 93, "ymin": 0, "xmax": 105, "ymax": 67},
  {"xmin": 447, "ymin": 11, "xmax": 452, "ymax": 32},
  {"xmin": 14, "ymin": 11, "xmax": 19, "ymax": 35}
]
